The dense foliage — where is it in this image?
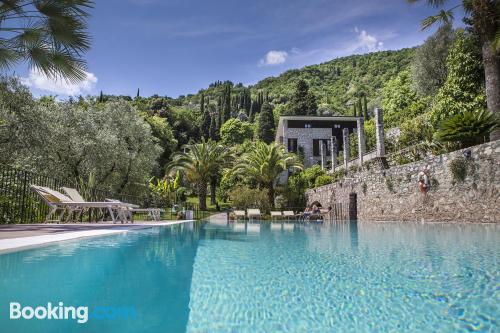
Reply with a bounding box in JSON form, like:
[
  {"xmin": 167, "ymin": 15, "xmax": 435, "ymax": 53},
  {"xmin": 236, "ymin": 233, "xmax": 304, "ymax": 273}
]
[
  {"xmin": 0, "ymin": 78, "xmax": 161, "ymax": 195},
  {"xmin": 1, "ymin": 19, "xmax": 494, "ymax": 213}
]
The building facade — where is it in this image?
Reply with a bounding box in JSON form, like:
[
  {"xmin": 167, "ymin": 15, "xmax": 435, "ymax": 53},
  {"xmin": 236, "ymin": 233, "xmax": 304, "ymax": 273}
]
[{"xmin": 275, "ymin": 116, "xmax": 359, "ymax": 168}]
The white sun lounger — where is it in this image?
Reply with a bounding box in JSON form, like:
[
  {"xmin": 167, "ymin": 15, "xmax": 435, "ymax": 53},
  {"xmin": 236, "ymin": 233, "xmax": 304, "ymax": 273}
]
[
  {"xmin": 32, "ymin": 185, "xmax": 132, "ymax": 223},
  {"xmin": 283, "ymin": 211, "xmax": 295, "ymax": 220},
  {"xmin": 105, "ymin": 198, "xmax": 163, "ymax": 222},
  {"xmin": 247, "ymin": 209, "xmax": 261, "ymax": 221},
  {"xmin": 61, "ymin": 187, "xmax": 137, "ymax": 223},
  {"xmin": 234, "ymin": 210, "xmax": 246, "ymax": 220},
  {"xmin": 31, "ymin": 185, "xmax": 81, "ymax": 223},
  {"xmin": 270, "ymin": 211, "xmax": 282, "ymax": 220}
]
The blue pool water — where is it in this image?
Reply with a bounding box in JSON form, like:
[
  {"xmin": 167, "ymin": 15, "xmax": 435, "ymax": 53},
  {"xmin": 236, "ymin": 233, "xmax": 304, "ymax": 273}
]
[{"xmin": 0, "ymin": 221, "xmax": 498, "ymax": 332}]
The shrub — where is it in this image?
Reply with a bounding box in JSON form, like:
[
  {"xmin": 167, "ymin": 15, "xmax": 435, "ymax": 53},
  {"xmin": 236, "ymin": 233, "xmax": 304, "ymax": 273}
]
[
  {"xmin": 303, "ymin": 165, "xmax": 326, "ymax": 188},
  {"xmin": 314, "ymin": 174, "xmax": 333, "ymax": 187},
  {"xmin": 229, "ymin": 186, "xmax": 271, "ymax": 213},
  {"xmin": 434, "ymin": 110, "xmax": 497, "ymax": 149},
  {"xmin": 398, "ymin": 114, "xmax": 433, "ymax": 148}
]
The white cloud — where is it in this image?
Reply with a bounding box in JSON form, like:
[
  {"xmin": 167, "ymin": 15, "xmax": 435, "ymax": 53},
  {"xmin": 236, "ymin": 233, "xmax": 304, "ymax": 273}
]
[
  {"xmin": 259, "ymin": 50, "xmax": 288, "ymax": 66},
  {"xmin": 21, "ymin": 69, "xmax": 98, "ymax": 96},
  {"xmin": 356, "ymin": 29, "xmax": 384, "ymax": 52}
]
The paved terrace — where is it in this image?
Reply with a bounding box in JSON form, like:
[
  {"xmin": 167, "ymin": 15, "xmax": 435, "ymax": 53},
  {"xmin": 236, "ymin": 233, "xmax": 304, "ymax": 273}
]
[{"xmin": 0, "ymin": 221, "xmax": 193, "ymax": 254}]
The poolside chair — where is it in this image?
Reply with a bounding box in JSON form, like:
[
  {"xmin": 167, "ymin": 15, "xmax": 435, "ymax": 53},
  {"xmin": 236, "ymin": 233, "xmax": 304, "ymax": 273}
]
[
  {"xmin": 32, "ymin": 185, "xmax": 132, "ymax": 223},
  {"xmin": 283, "ymin": 211, "xmax": 295, "ymax": 220},
  {"xmin": 247, "ymin": 209, "xmax": 261, "ymax": 221},
  {"xmin": 105, "ymin": 199, "xmax": 163, "ymax": 222},
  {"xmin": 270, "ymin": 211, "xmax": 282, "ymax": 220},
  {"xmin": 234, "ymin": 210, "xmax": 246, "ymax": 220},
  {"xmin": 61, "ymin": 187, "xmax": 127, "ymax": 223},
  {"xmin": 30, "ymin": 185, "xmax": 81, "ymax": 223}
]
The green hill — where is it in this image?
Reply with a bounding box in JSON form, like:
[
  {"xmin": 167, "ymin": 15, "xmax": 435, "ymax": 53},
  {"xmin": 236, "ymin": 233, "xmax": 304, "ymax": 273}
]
[{"xmin": 178, "ymin": 47, "xmax": 415, "ymax": 116}]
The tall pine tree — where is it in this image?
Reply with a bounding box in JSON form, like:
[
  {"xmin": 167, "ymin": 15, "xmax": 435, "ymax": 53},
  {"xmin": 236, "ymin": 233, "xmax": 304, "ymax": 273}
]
[
  {"xmin": 257, "ymin": 102, "xmax": 275, "ymax": 143},
  {"xmin": 200, "ymin": 93, "xmax": 211, "ymax": 139},
  {"xmin": 223, "ymin": 84, "xmax": 231, "ymax": 123}
]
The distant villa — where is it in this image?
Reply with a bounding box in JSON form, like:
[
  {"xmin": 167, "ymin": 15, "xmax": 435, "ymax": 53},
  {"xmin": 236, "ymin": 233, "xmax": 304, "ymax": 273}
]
[{"xmin": 275, "ymin": 115, "xmax": 359, "ymax": 168}]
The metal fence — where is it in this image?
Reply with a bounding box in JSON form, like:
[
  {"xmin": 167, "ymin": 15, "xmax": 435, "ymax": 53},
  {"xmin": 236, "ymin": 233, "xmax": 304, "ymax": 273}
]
[{"xmin": 0, "ymin": 164, "xmax": 209, "ymax": 224}]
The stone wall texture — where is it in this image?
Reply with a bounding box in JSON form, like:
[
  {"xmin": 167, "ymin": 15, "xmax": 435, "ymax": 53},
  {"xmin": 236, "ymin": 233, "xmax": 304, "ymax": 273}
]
[{"xmin": 306, "ymin": 140, "xmax": 500, "ymax": 223}]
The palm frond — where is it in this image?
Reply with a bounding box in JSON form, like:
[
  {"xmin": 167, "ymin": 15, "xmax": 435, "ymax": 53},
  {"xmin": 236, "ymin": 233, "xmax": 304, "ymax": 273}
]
[
  {"xmin": 421, "ymin": 9, "xmax": 455, "ymax": 30},
  {"xmin": 0, "ymin": 0, "xmax": 94, "ymax": 82},
  {"xmin": 407, "ymin": 0, "xmax": 449, "ymax": 7}
]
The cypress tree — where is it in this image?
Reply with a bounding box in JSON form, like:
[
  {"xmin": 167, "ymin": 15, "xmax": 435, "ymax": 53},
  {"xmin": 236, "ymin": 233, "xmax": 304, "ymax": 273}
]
[
  {"xmin": 209, "ymin": 112, "xmax": 217, "ymax": 141},
  {"xmin": 223, "ymin": 84, "xmax": 231, "ymax": 123},
  {"xmin": 98, "ymin": 90, "xmax": 103, "ymax": 103},
  {"xmin": 200, "ymin": 93, "xmax": 211, "ymax": 139},
  {"xmin": 217, "ymin": 96, "xmax": 223, "ymax": 124},
  {"xmin": 136, "ymin": 88, "xmax": 140, "ymax": 98},
  {"xmin": 257, "ymin": 102, "xmax": 275, "ymax": 143}
]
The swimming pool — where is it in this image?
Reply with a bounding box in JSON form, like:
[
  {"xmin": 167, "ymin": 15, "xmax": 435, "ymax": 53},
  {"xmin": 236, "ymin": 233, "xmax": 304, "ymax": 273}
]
[{"xmin": 0, "ymin": 221, "xmax": 498, "ymax": 332}]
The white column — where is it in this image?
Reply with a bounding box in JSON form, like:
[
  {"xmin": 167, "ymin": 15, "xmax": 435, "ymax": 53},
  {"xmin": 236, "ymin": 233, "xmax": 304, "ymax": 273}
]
[
  {"xmin": 375, "ymin": 108, "xmax": 385, "ymax": 157},
  {"xmin": 320, "ymin": 141, "xmax": 325, "ymax": 170},
  {"xmin": 342, "ymin": 128, "xmax": 349, "ymax": 170},
  {"xmin": 357, "ymin": 117, "xmax": 366, "ymax": 166},
  {"xmin": 331, "ymin": 136, "xmax": 337, "ymax": 173}
]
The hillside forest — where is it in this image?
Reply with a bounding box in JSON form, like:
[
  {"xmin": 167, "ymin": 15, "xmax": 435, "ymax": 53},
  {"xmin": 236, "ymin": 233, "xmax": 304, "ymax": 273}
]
[{"xmin": 0, "ymin": 24, "xmax": 495, "ymax": 211}]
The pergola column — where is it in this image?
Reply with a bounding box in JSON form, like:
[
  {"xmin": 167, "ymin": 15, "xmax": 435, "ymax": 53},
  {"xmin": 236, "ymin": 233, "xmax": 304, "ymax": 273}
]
[
  {"xmin": 342, "ymin": 128, "xmax": 349, "ymax": 170},
  {"xmin": 330, "ymin": 136, "xmax": 337, "ymax": 173},
  {"xmin": 375, "ymin": 108, "xmax": 385, "ymax": 157},
  {"xmin": 357, "ymin": 117, "xmax": 366, "ymax": 167}
]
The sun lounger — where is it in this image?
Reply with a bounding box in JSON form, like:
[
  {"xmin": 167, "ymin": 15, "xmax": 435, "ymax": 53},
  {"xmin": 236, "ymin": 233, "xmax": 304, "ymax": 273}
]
[
  {"xmin": 247, "ymin": 209, "xmax": 261, "ymax": 221},
  {"xmin": 32, "ymin": 185, "xmax": 132, "ymax": 223},
  {"xmin": 270, "ymin": 211, "xmax": 282, "ymax": 220},
  {"xmin": 30, "ymin": 185, "xmax": 81, "ymax": 223},
  {"xmin": 283, "ymin": 211, "xmax": 295, "ymax": 220},
  {"xmin": 234, "ymin": 210, "xmax": 246, "ymax": 220},
  {"xmin": 105, "ymin": 199, "xmax": 163, "ymax": 222},
  {"xmin": 61, "ymin": 187, "xmax": 136, "ymax": 223}
]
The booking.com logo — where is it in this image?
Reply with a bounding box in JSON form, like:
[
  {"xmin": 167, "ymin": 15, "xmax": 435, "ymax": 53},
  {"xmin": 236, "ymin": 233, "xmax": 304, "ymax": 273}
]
[{"xmin": 9, "ymin": 302, "xmax": 137, "ymax": 324}]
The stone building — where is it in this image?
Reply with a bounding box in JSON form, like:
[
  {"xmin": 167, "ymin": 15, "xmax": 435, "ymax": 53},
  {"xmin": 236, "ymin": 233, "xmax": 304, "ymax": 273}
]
[{"xmin": 275, "ymin": 116, "xmax": 359, "ymax": 168}]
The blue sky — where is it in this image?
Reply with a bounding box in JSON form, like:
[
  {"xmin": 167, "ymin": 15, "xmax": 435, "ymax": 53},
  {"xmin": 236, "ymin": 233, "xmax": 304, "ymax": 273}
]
[{"xmin": 15, "ymin": 0, "xmax": 463, "ymax": 98}]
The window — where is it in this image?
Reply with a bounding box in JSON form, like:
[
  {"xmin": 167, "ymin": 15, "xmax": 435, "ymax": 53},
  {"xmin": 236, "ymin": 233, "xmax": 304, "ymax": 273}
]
[
  {"xmin": 312, "ymin": 139, "xmax": 331, "ymax": 157},
  {"xmin": 287, "ymin": 138, "xmax": 298, "ymax": 153}
]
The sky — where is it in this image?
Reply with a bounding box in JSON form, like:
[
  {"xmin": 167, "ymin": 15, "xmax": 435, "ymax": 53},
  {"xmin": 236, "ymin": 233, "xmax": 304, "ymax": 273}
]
[{"xmin": 13, "ymin": 0, "xmax": 463, "ymax": 98}]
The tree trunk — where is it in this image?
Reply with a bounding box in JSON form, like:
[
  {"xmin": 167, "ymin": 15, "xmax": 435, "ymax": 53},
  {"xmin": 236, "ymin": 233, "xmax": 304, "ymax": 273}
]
[
  {"xmin": 482, "ymin": 38, "xmax": 500, "ymax": 141},
  {"xmin": 197, "ymin": 182, "xmax": 207, "ymax": 211},
  {"xmin": 268, "ymin": 182, "xmax": 275, "ymax": 209},
  {"xmin": 210, "ymin": 176, "xmax": 217, "ymax": 205}
]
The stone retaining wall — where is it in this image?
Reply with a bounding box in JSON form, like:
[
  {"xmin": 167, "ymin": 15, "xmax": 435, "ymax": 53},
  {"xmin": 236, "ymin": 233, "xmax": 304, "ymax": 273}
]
[{"xmin": 306, "ymin": 140, "xmax": 500, "ymax": 223}]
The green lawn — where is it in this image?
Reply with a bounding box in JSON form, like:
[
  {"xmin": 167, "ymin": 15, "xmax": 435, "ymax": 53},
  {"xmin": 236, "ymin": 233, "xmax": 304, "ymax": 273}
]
[{"xmin": 186, "ymin": 196, "xmax": 232, "ymax": 212}]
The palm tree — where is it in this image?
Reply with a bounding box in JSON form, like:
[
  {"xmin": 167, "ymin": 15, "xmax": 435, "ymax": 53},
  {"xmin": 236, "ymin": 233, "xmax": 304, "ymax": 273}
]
[
  {"xmin": 408, "ymin": 0, "xmax": 499, "ymax": 140},
  {"xmin": 0, "ymin": 0, "xmax": 94, "ymax": 82},
  {"xmin": 232, "ymin": 141, "xmax": 303, "ymax": 205},
  {"xmin": 166, "ymin": 139, "xmax": 231, "ymax": 211}
]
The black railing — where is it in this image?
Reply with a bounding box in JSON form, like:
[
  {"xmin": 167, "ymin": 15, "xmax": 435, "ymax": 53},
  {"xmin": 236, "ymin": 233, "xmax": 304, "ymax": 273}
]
[{"xmin": 0, "ymin": 164, "xmax": 209, "ymax": 224}]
